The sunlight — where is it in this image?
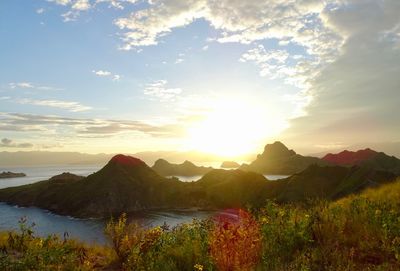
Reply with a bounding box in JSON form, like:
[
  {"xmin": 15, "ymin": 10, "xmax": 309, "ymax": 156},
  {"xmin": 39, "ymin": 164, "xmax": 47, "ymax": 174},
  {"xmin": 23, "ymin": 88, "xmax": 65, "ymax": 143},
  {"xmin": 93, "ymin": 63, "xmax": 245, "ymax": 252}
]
[{"xmin": 185, "ymin": 97, "xmax": 288, "ymax": 158}]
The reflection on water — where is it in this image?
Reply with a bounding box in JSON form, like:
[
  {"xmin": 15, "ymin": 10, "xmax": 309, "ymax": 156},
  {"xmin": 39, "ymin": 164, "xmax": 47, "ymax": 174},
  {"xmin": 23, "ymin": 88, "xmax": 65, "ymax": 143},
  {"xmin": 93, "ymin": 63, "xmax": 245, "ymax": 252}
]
[
  {"xmin": 264, "ymin": 175, "xmax": 289, "ymax": 180},
  {"xmin": 0, "ymin": 203, "xmax": 215, "ymax": 244},
  {"xmin": 171, "ymin": 174, "xmax": 289, "ymax": 182},
  {"xmin": 0, "ymin": 165, "xmax": 289, "ymax": 244},
  {"xmin": 0, "ymin": 203, "xmax": 106, "ymax": 244}
]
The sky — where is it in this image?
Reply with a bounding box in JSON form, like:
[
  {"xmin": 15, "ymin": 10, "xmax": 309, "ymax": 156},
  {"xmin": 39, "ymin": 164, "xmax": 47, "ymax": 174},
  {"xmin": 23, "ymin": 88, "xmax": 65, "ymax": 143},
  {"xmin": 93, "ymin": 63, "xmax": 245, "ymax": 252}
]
[{"xmin": 0, "ymin": 0, "xmax": 399, "ymax": 158}]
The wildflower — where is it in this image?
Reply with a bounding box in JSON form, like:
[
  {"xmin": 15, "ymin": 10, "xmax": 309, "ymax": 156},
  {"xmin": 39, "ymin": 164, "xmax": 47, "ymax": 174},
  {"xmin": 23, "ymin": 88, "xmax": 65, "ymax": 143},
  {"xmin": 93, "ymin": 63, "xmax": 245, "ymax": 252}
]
[
  {"xmin": 261, "ymin": 217, "xmax": 269, "ymax": 223},
  {"xmin": 194, "ymin": 263, "xmax": 204, "ymax": 271},
  {"xmin": 375, "ymin": 209, "xmax": 381, "ymax": 216}
]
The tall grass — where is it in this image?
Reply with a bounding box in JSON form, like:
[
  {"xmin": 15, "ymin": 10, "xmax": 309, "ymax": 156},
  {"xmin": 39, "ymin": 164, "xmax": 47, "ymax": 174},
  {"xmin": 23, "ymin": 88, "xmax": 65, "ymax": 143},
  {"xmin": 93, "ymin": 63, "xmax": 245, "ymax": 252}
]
[{"xmin": 1, "ymin": 179, "xmax": 399, "ymax": 270}]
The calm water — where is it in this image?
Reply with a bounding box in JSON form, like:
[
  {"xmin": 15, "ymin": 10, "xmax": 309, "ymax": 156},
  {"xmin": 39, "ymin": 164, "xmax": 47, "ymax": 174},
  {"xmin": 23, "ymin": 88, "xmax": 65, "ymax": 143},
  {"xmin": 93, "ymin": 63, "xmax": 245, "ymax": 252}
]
[
  {"xmin": 0, "ymin": 165, "xmax": 102, "ymax": 189},
  {"xmin": 0, "ymin": 165, "xmax": 288, "ymax": 244},
  {"xmin": 0, "ymin": 165, "xmax": 215, "ymax": 244},
  {"xmin": 171, "ymin": 174, "xmax": 289, "ymax": 182}
]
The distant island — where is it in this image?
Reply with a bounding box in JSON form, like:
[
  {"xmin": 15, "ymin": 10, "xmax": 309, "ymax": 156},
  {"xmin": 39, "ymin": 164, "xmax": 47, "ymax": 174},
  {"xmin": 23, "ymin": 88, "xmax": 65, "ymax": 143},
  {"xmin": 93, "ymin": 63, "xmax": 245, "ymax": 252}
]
[
  {"xmin": 240, "ymin": 141, "xmax": 329, "ymax": 174},
  {"xmin": 151, "ymin": 159, "xmax": 213, "ymax": 176},
  {"xmin": 322, "ymin": 148, "xmax": 400, "ymax": 174},
  {"xmin": 0, "ymin": 171, "xmax": 26, "ymax": 179},
  {"xmin": 220, "ymin": 161, "xmax": 240, "ymax": 168},
  {"xmin": 0, "ymin": 147, "xmax": 397, "ymax": 218}
]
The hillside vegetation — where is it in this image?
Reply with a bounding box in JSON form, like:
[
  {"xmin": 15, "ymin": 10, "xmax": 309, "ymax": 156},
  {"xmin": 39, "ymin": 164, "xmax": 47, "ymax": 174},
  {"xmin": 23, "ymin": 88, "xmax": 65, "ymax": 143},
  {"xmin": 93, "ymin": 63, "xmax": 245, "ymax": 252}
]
[
  {"xmin": 0, "ymin": 153, "xmax": 396, "ymax": 218},
  {"xmin": 1, "ymin": 178, "xmax": 399, "ymax": 270}
]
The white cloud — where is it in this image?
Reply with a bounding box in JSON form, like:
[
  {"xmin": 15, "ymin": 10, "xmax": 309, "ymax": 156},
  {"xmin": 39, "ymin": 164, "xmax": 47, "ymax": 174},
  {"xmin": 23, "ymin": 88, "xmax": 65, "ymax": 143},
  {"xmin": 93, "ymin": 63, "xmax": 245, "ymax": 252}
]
[
  {"xmin": 51, "ymin": 0, "xmax": 138, "ymax": 21},
  {"xmin": 49, "ymin": 0, "xmax": 71, "ymax": 5},
  {"xmin": 9, "ymin": 82, "xmax": 61, "ymax": 91},
  {"xmin": 36, "ymin": 8, "xmax": 45, "ymax": 14},
  {"xmin": 95, "ymin": 0, "xmax": 137, "ymax": 10},
  {"xmin": 72, "ymin": 0, "xmax": 91, "ymax": 10},
  {"xmin": 9, "ymin": 82, "xmax": 34, "ymax": 89},
  {"xmin": 17, "ymin": 98, "xmax": 92, "ymax": 112},
  {"xmin": 144, "ymin": 80, "xmax": 182, "ymax": 101},
  {"xmin": 92, "ymin": 70, "xmax": 111, "ymax": 76},
  {"xmin": 92, "ymin": 70, "xmax": 121, "ymax": 81}
]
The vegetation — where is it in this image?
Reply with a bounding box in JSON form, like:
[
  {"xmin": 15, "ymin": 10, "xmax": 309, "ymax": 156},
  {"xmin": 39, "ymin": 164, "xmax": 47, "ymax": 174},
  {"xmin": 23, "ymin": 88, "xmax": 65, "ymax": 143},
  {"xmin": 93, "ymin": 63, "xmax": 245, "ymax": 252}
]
[
  {"xmin": 0, "ymin": 153, "xmax": 396, "ymax": 218},
  {"xmin": 1, "ymin": 178, "xmax": 399, "ymax": 270},
  {"xmin": 152, "ymin": 159, "xmax": 213, "ymax": 177}
]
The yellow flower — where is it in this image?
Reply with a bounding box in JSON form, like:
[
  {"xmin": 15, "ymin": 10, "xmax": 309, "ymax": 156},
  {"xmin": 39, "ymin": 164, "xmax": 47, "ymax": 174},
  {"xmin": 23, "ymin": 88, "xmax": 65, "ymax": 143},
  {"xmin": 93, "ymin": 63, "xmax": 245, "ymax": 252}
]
[{"xmin": 194, "ymin": 263, "xmax": 204, "ymax": 271}]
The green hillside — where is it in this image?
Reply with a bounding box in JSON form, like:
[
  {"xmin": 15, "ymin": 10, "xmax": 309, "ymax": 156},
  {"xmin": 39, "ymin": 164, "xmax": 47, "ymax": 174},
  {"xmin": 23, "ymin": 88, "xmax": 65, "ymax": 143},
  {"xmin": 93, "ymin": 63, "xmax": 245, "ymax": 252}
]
[{"xmin": 1, "ymin": 178, "xmax": 399, "ymax": 270}]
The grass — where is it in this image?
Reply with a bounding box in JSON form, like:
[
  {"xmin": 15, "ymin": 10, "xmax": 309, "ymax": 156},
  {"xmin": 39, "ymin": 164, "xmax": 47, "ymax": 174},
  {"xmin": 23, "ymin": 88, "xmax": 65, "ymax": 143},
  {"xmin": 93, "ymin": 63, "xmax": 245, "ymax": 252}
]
[{"xmin": 1, "ymin": 178, "xmax": 399, "ymax": 270}]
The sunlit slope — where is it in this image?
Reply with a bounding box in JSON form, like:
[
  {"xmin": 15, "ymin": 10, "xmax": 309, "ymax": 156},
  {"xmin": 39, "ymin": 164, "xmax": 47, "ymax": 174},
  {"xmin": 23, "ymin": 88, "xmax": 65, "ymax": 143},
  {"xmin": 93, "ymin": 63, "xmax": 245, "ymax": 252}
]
[{"xmin": 0, "ymin": 153, "xmax": 397, "ymax": 218}]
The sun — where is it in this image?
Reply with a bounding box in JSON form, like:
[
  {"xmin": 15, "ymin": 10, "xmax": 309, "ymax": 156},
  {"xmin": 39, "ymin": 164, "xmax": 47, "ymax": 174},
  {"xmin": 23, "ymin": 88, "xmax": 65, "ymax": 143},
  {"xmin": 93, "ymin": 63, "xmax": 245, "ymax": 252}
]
[{"xmin": 184, "ymin": 97, "xmax": 287, "ymax": 158}]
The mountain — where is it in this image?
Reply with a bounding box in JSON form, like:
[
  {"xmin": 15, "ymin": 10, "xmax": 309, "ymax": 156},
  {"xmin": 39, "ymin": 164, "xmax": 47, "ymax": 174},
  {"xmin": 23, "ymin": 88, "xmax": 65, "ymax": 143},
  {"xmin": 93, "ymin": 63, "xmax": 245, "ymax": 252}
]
[
  {"xmin": 241, "ymin": 141, "xmax": 328, "ymax": 174},
  {"xmin": 322, "ymin": 149, "xmax": 400, "ymax": 174},
  {"xmin": 322, "ymin": 149, "xmax": 378, "ymax": 165},
  {"xmin": 151, "ymin": 159, "xmax": 213, "ymax": 176},
  {"xmin": 0, "ymin": 154, "xmax": 397, "ymax": 218},
  {"xmin": 220, "ymin": 161, "xmax": 240, "ymax": 168},
  {"xmin": 0, "ymin": 155, "xmax": 187, "ymax": 217},
  {"xmin": 193, "ymin": 164, "xmax": 396, "ymax": 205},
  {"xmin": 194, "ymin": 169, "xmax": 272, "ymax": 208},
  {"xmin": 273, "ymin": 165, "xmax": 396, "ymax": 202}
]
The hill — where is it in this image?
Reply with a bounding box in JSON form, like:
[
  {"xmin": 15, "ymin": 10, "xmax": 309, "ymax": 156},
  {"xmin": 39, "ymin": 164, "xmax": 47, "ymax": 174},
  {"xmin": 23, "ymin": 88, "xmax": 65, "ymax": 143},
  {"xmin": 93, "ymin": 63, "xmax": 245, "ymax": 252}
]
[
  {"xmin": 220, "ymin": 161, "xmax": 240, "ymax": 168},
  {"xmin": 241, "ymin": 141, "xmax": 329, "ymax": 174},
  {"xmin": 0, "ymin": 155, "xmax": 188, "ymax": 217},
  {"xmin": 151, "ymin": 159, "xmax": 213, "ymax": 176},
  {"xmin": 1, "ymin": 178, "xmax": 399, "ymax": 270},
  {"xmin": 0, "ymin": 154, "xmax": 397, "ymax": 218},
  {"xmin": 273, "ymin": 164, "xmax": 396, "ymax": 202},
  {"xmin": 322, "ymin": 149, "xmax": 400, "ymax": 174}
]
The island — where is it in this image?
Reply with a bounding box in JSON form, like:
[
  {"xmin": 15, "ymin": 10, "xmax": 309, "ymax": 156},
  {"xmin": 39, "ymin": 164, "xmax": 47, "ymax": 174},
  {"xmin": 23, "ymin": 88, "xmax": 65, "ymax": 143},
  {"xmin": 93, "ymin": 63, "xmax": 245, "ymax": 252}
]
[
  {"xmin": 220, "ymin": 161, "xmax": 240, "ymax": 168},
  {"xmin": 0, "ymin": 171, "xmax": 26, "ymax": 178},
  {"xmin": 0, "ymin": 153, "xmax": 396, "ymax": 218}
]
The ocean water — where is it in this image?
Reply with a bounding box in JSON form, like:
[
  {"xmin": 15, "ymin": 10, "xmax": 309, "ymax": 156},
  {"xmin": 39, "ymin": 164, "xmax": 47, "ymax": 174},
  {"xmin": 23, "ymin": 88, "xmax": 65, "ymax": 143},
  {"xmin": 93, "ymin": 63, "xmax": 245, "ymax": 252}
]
[
  {"xmin": 0, "ymin": 165, "xmax": 215, "ymax": 244},
  {"xmin": 171, "ymin": 174, "xmax": 289, "ymax": 182},
  {"xmin": 0, "ymin": 165, "xmax": 288, "ymax": 244}
]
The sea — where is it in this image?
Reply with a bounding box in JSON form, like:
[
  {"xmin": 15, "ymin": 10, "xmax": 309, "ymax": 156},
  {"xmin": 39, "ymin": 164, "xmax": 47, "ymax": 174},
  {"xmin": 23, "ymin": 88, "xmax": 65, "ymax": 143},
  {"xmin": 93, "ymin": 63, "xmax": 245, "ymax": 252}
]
[{"xmin": 0, "ymin": 164, "xmax": 288, "ymax": 244}]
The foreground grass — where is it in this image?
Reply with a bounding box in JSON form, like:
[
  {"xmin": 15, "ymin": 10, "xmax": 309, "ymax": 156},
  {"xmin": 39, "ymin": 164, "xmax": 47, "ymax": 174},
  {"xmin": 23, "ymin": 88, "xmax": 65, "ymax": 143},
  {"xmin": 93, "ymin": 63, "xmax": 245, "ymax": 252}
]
[{"xmin": 1, "ymin": 179, "xmax": 399, "ymax": 270}]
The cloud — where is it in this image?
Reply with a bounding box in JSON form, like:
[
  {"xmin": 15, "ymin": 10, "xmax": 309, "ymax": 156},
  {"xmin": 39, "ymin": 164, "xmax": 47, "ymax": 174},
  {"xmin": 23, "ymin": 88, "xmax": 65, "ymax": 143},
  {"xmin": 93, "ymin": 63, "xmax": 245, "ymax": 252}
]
[
  {"xmin": 92, "ymin": 70, "xmax": 121, "ymax": 81},
  {"xmin": 38, "ymin": 0, "xmax": 400, "ymax": 153},
  {"xmin": 95, "ymin": 0, "xmax": 137, "ymax": 10},
  {"xmin": 0, "ymin": 138, "xmax": 33, "ymax": 148},
  {"xmin": 9, "ymin": 82, "xmax": 62, "ymax": 91},
  {"xmin": 282, "ymin": 0, "xmax": 400, "ymax": 150},
  {"xmin": 144, "ymin": 80, "xmax": 182, "ymax": 101},
  {"xmin": 240, "ymin": 46, "xmax": 291, "ymax": 78},
  {"xmin": 51, "ymin": 0, "xmax": 138, "ymax": 21},
  {"xmin": 36, "ymin": 8, "xmax": 45, "ymax": 14},
  {"xmin": 0, "ymin": 112, "xmax": 185, "ymax": 138},
  {"xmin": 17, "ymin": 98, "xmax": 92, "ymax": 112}
]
